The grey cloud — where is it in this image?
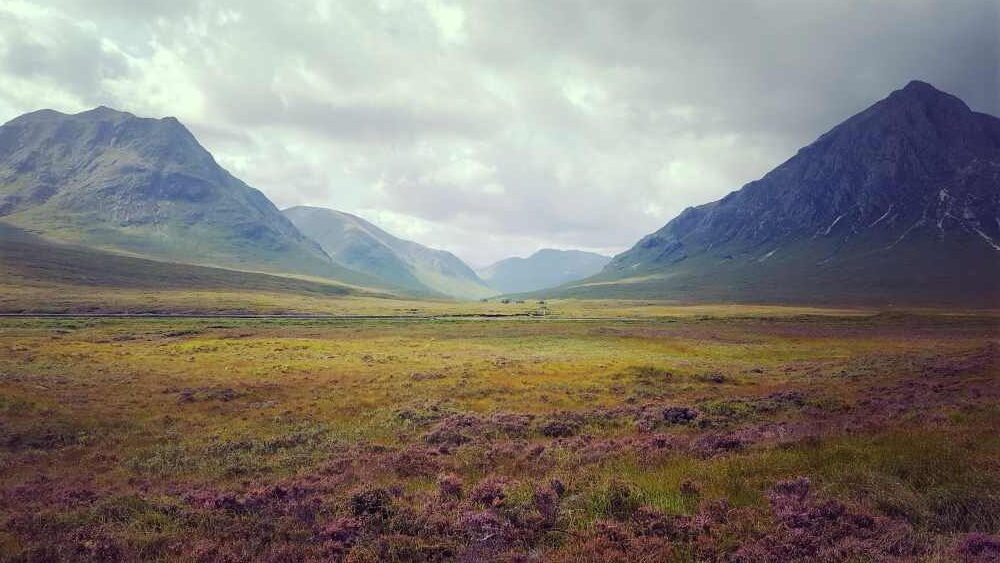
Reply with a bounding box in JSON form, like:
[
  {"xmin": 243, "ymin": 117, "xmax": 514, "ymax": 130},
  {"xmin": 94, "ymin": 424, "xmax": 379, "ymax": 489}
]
[
  {"xmin": 0, "ymin": 8, "xmax": 129, "ymax": 105},
  {"xmin": 228, "ymin": 98, "xmax": 500, "ymax": 143},
  {"xmin": 0, "ymin": 0, "xmax": 995, "ymax": 265},
  {"xmin": 51, "ymin": 0, "xmax": 200, "ymax": 19}
]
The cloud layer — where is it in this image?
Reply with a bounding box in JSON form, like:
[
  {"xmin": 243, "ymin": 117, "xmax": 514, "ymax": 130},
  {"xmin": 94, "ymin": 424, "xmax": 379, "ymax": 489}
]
[{"xmin": 1, "ymin": 0, "xmax": 996, "ymax": 265}]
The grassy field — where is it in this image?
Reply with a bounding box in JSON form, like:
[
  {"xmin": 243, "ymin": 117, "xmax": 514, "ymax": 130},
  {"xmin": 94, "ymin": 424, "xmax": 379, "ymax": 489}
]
[{"xmin": 0, "ymin": 309, "xmax": 997, "ymax": 561}]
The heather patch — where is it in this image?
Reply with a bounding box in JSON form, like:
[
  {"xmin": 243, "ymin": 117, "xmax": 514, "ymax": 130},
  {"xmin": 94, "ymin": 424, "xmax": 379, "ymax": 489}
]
[{"xmin": 0, "ymin": 313, "xmax": 996, "ymax": 560}]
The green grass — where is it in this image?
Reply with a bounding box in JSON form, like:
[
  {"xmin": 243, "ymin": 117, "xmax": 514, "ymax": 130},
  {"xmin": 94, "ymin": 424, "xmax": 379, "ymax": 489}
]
[{"xmin": 604, "ymin": 418, "xmax": 998, "ymax": 529}]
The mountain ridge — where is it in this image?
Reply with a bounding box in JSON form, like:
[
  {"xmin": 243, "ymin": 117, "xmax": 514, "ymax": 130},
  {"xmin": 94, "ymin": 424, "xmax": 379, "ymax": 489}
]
[
  {"xmin": 283, "ymin": 205, "xmax": 494, "ymax": 299},
  {"xmin": 0, "ymin": 106, "xmax": 387, "ymax": 289},
  {"xmin": 2, "ymin": 81, "xmax": 996, "ymax": 307},
  {"xmin": 544, "ymin": 80, "xmax": 1000, "ymax": 306}
]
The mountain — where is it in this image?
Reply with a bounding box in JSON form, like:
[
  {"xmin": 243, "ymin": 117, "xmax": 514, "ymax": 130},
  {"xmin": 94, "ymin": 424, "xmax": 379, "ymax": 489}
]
[
  {"xmin": 478, "ymin": 249, "xmax": 611, "ymax": 294},
  {"xmin": 549, "ymin": 81, "xmax": 1000, "ymax": 306},
  {"xmin": 0, "ymin": 107, "xmax": 381, "ymax": 288},
  {"xmin": 283, "ymin": 206, "xmax": 494, "ymax": 299}
]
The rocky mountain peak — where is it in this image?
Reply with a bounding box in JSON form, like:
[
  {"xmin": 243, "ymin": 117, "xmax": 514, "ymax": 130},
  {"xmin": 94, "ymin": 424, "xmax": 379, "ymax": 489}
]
[
  {"xmin": 580, "ymin": 81, "xmax": 1000, "ymax": 305},
  {"xmin": 76, "ymin": 105, "xmax": 136, "ymax": 120}
]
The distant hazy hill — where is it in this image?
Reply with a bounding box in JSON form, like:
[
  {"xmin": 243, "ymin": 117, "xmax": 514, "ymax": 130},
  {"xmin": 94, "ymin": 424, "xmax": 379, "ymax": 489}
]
[
  {"xmin": 479, "ymin": 249, "xmax": 610, "ymax": 294},
  {"xmin": 0, "ymin": 107, "xmax": 380, "ymax": 288},
  {"xmin": 548, "ymin": 81, "xmax": 1000, "ymax": 306},
  {"xmin": 283, "ymin": 206, "xmax": 494, "ymax": 299}
]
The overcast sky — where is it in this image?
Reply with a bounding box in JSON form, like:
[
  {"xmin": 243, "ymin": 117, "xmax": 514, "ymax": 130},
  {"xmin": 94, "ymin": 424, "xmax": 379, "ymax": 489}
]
[{"xmin": 1, "ymin": 1, "xmax": 996, "ymax": 266}]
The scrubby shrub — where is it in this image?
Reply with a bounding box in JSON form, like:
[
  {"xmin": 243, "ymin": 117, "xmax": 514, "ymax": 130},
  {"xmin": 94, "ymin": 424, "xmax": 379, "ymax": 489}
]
[
  {"xmin": 549, "ymin": 478, "xmax": 566, "ymax": 497},
  {"xmin": 458, "ymin": 509, "xmax": 505, "ymax": 540},
  {"xmin": 323, "ymin": 516, "xmax": 363, "ymax": 545},
  {"xmin": 539, "ymin": 413, "xmax": 584, "ymax": 437},
  {"xmin": 693, "ymin": 433, "xmax": 745, "ymax": 457},
  {"xmin": 633, "ymin": 410, "xmax": 659, "ymax": 432},
  {"xmin": 349, "ymin": 486, "xmax": 396, "ymax": 524},
  {"xmin": 662, "ymin": 406, "xmax": 698, "ymax": 424},
  {"xmin": 733, "ymin": 476, "xmax": 920, "ymax": 562},
  {"xmin": 954, "ymin": 533, "xmax": 1000, "ymax": 562},
  {"xmin": 549, "ymin": 520, "xmax": 675, "ymax": 563},
  {"xmin": 533, "ymin": 484, "xmax": 560, "ymax": 526},
  {"xmin": 632, "ymin": 505, "xmax": 690, "ymax": 540},
  {"xmin": 761, "ymin": 390, "xmax": 807, "ymax": 411},
  {"xmin": 470, "ymin": 476, "xmax": 508, "ymax": 507},
  {"xmin": 392, "ymin": 446, "xmax": 439, "ymax": 477},
  {"xmin": 424, "ymin": 414, "xmax": 481, "ymax": 446},
  {"xmin": 540, "ymin": 420, "xmax": 578, "ymax": 438},
  {"xmin": 489, "ymin": 412, "xmax": 535, "ymax": 437},
  {"xmin": 437, "ymin": 473, "xmax": 463, "ymax": 500}
]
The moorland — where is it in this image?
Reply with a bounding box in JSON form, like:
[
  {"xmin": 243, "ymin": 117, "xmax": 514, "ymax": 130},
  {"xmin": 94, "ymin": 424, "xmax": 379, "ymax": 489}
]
[
  {"xmin": 0, "ymin": 68, "xmax": 997, "ymax": 563},
  {"xmin": 1, "ymin": 304, "xmax": 996, "ymax": 561}
]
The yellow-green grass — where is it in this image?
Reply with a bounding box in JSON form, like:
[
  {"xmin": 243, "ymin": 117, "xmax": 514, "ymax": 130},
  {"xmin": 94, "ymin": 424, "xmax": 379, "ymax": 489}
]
[
  {"xmin": 0, "ymin": 315, "xmax": 990, "ymax": 478},
  {"xmin": 0, "ymin": 310, "xmax": 996, "ymax": 560},
  {"xmin": 5, "ymin": 282, "xmax": 978, "ymax": 319}
]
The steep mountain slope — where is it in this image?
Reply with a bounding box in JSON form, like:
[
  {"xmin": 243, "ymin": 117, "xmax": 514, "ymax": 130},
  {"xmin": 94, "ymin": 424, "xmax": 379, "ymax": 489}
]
[
  {"xmin": 552, "ymin": 81, "xmax": 1000, "ymax": 306},
  {"xmin": 0, "ymin": 107, "xmax": 380, "ymax": 287},
  {"xmin": 479, "ymin": 249, "xmax": 610, "ymax": 294},
  {"xmin": 283, "ymin": 206, "xmax": 494, "ymax": 299}
]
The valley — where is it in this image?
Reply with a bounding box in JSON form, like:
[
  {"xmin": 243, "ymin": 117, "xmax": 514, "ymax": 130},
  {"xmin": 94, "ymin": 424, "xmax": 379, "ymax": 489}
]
[{"xmin": 0, "ymin": 41, "xmax": 995, "ymax": 562}]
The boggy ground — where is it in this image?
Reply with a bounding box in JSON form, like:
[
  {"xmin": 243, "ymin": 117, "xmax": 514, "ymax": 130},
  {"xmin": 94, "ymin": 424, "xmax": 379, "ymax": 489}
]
[{"xmin": 0, "ymin": 310, "xmax": 997, "ymax": 561}]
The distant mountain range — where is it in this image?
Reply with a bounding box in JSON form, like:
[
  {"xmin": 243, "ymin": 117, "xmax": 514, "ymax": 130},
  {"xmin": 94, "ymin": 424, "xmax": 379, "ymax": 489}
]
[
  {"xmin": 478, "ymin": 249, "xmax": 610, "ymax": 294},
  {"xmin": 2, "ymin": 80, "xmax": 996, "ymax": 307},
  {"xmin": 283, "ymin": 206, "xmax": 494, "ymax": 299},
  {"xmin": 544, "ymin": 81, "xmax": 999, "ymax": 306},
  {"xmin": 0, "ymin": 107, "xmax": 498, "ymax": 299}
]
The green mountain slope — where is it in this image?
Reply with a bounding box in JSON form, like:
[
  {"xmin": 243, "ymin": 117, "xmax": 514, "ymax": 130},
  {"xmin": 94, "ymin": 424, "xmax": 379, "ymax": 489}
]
[
  {"xmin": 0, "ymin": 222, "xmax": 367, "ymax": 297},
  {"xmin": 0, "ymin": 107, "xmax": 382, "ymax": 288},
  {"xmin": 283, "ymin": 206, "xmax": 494, "ymax": 299}
]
